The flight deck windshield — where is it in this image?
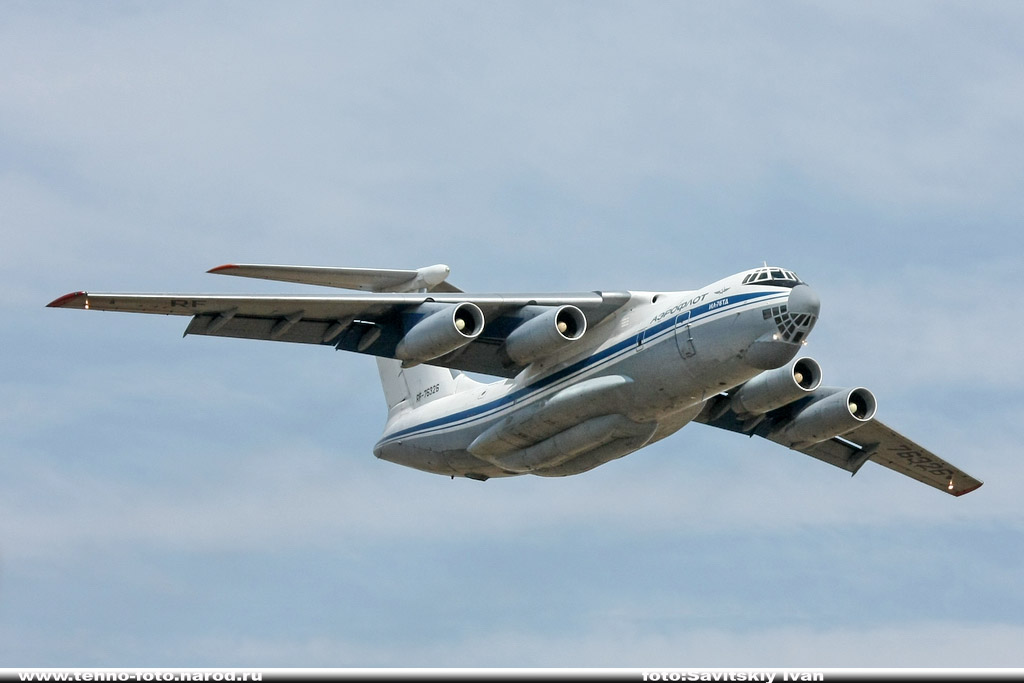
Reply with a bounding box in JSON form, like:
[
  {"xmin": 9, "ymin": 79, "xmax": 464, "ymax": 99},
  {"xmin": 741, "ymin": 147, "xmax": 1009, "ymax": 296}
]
[{"xmin": 741, "ymin": 267, "xmax": 802, "ymax": 287}]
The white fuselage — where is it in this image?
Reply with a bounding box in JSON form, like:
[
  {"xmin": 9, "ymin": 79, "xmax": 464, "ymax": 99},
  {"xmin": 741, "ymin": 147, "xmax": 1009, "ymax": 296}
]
[{"xmin": 373, "ymin": 270, "xmax": 818, "ymax": 479}]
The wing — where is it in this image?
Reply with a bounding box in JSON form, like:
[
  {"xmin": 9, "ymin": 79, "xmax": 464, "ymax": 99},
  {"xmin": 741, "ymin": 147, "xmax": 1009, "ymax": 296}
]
[
  {"xmin": 825, "ymin": 419, "xmax": 983, "ymax": 496},
  {"xmin": 47, "ymin": 288, "xmax": 630, "ymax": 378},
  {"xmin": 697, "ymin": 379, "xmax": 983, "ymax": 497}
]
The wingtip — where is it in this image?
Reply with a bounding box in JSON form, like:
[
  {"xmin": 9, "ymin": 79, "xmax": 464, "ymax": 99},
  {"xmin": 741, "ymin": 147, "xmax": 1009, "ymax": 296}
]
[
  {"xmin": 47, "ymin": 291, "xmax": 89, "ymax": 308},
  {"xmin": 208, "ymin": 264, "xmax": 239, "ymax": 274},
  {"xmin": 954, "ymin": 481, "xmax": 984, "ymax": 497}
]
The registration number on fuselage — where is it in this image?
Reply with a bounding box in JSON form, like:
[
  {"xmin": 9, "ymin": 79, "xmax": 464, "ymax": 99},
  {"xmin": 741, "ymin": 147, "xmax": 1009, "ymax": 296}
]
[{"xmin": 416, "ymin": 384, "xmax": 441, "ymax": 403}]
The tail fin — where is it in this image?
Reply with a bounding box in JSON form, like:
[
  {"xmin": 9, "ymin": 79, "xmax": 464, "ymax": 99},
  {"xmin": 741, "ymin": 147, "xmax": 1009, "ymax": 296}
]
[{"xmin": 376, "ymin": 358, "xmax": 462, "ymax": 413}]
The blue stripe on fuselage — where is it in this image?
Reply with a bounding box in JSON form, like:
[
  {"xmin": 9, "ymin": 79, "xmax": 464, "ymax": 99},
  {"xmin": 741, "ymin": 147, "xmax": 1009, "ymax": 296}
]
[{"xmin": 378, "ymin": 289, "xmax": 786, "ymax": 444}]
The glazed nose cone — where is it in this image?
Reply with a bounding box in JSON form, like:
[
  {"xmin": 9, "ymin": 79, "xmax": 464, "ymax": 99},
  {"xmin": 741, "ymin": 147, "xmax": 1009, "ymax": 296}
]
[{"xmin": 788, "ymin": 284, "xmax": 821, "ymax": 319}]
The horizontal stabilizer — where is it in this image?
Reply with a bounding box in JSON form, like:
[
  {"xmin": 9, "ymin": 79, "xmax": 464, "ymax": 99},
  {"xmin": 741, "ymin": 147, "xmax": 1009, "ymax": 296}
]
[{"xmin": 208, "ymin": 263, "xmax": 462, "ymax": 293}]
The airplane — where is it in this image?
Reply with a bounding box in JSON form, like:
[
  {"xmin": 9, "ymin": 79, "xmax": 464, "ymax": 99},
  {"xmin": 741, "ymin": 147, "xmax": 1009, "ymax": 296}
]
[{"xmin": 48, "ymin": 263, "xmax": 983, "ymax": 496}]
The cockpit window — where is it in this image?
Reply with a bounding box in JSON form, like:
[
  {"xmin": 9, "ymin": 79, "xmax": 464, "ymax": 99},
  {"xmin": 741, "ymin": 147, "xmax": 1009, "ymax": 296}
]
[{"xmin": 741, "ymin": 267, "xmax": 802, "ymax": 288}]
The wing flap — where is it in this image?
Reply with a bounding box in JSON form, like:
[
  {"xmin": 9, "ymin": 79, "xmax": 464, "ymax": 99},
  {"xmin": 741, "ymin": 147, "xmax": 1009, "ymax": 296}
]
[{"xmin": 184, "ymin": 314, "xmax": 346, "ymax": 345}]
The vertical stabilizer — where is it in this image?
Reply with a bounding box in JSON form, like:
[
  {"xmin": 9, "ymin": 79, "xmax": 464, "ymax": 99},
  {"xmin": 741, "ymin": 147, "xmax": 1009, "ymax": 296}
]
[{"xmin": 376, "ymin": 358, "xmax": 460, "ymax": 413}]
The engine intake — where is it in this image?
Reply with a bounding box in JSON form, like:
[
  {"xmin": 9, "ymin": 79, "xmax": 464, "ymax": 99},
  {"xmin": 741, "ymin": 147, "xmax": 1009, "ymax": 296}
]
[
  {"xmin": 504, "ymin": 305, "xmax": 587, "ymax": 365},
  {"xmin": 774, "ymin": 386, "xmax": 877, "ymax": 446},
  {"xmin": 730, "ymin": 357, "xmax": 822, "ymax": 416},
  {"xmin": 395, "ymin": 302, "xmax": 484, "ymax": 363}
]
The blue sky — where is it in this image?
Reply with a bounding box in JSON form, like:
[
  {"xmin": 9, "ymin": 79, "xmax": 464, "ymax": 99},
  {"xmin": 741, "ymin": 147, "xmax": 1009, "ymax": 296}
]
[{"xmin": 3, "ymin": 0, "xmax": 1024, "ymax": 667}]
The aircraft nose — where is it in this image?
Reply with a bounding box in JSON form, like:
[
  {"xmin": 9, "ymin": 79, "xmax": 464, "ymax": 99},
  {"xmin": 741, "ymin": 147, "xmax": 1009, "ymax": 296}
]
[
  {"xmin": 747, "ymin": 283, "xmax": 821, "ymax": 368},
  {"xmin": 788, "ymin": 284, "xmax": 821, "ymax": 319}
]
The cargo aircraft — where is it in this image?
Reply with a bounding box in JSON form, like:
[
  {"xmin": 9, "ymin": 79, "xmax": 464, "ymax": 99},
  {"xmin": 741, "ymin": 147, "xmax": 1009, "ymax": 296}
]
[{"xmin": 49, "ymin": 263, "xmax": 982, "ymax": 496}]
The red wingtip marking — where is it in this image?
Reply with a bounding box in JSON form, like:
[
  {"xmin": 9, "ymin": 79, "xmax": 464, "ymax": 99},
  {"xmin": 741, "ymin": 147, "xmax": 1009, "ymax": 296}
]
[
  {"xmin": 954, "ymin": 481, "xmax": 984, "ymax": 497},
  {"xmin": 208, "ymin": 264, "xmax": 239, "ymax": 273},
  {"xmin": 47, "ymin": 291, "xmax": 88, "ymax": 308}
]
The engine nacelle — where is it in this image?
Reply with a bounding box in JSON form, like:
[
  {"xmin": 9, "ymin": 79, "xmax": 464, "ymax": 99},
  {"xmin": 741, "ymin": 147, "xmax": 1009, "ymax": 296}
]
[
  {"xmin": 504, "ymin": 305, "xmax": 587, "ymax": 365},
  {"xmin": 730, "ymin": 357, "xmax": 822, "ymax": 416},
  {"xmin": 774, "ymin": 387, "xmax": 877, "ymax": 446},
  {"xmin": 394, "ymin": 302, "xmax": 484, "ymax": 363}
]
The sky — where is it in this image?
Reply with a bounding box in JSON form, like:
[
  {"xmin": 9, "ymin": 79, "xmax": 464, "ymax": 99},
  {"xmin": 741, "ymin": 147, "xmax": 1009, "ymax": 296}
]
[{"xmin": 3, "ymin": 0, "xmax": 1024, "ymax": 668}]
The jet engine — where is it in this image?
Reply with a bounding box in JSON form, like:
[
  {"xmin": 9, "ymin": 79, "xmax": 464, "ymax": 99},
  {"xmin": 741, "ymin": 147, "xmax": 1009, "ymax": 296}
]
[
  {"xmin": 504, "ymin": 305, "xmax": 587, "ymax": 365},
  {"xmin": 773, "ymin": 387, "xmax": 877, "ymax": 446},
  {"xmin": 730, "ymin": 357, "xmax": 822, "ymax": 416},
  {"xmin": 394, "ymin": 302, "xmax": 485, "ymax": 363}
]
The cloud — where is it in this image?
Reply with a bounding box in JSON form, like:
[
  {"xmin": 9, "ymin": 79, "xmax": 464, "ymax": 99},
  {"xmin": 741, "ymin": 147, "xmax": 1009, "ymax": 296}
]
[
  {"xmin": 19, "ymin": 619, "xmax": 1021, "ymax": 667},
  {"xmin": 3, "ymin": 420, "xmax": 1016, "ymax": 563},
  {"xmin": 3, "ymin": 0, "xmax": 1023, "ymax": 668}
]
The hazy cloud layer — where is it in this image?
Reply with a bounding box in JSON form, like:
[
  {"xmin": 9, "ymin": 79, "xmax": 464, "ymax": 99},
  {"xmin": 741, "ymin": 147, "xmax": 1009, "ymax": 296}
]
[{"xmin": 3, "ymin": 1, "xmax": 1022, "ymax": 667}]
